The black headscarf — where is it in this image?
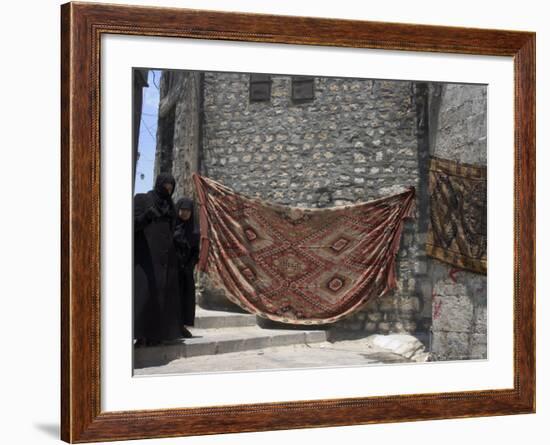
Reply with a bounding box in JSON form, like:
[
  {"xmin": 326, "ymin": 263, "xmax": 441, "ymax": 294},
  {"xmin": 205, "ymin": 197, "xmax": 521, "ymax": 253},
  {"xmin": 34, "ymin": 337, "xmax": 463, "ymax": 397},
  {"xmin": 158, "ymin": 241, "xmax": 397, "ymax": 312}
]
[
  {"xmin": 175, "ymin": 197, "xmax": 194, "ymax": 212},
  {"xmin": 154, "ymin": 172, "xmax": 176, "ymax": 199},
  {"xmin": 175, "ymin": 197, "xmax": 195, "ymax": 239},
  {"xmin": 152, "ymin": 172, "xmax": 176, "ymax": 216}
]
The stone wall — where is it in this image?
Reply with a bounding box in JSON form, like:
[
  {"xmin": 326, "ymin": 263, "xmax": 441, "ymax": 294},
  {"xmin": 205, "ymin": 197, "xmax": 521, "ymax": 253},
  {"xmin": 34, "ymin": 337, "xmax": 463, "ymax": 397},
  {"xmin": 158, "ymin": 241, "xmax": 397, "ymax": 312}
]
[
  {"xmin": 155, "ymin": 70, "xmax": 202, "ymax": 201},
  {"xmin": 202, "ymin": 74, "xmax": 418, "ymax": 204},
  {"xmin": 198, "ymin": 72, "xmax": 428, "ymax": 334},
  {"xmin": 428, "ymin": 84, "xmax": 488, "ymax": 360}
]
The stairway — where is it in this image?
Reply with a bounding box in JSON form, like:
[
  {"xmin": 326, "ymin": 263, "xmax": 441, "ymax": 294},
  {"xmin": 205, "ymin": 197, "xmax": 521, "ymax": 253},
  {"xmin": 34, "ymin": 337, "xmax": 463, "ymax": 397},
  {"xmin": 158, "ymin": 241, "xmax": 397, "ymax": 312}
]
[{"xmin": 133, "ymin": 306, "xmax": 328, "ymax": 369}]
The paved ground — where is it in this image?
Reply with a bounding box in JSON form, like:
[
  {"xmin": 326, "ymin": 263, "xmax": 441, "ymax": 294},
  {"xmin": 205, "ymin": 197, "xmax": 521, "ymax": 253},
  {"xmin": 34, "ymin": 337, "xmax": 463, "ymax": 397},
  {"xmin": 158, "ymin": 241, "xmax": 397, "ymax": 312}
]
[
  {"xmin": 133, "ymin": 324, "xmax": 329, "ymax": 369},
  {"xmin": 133, "ymin": 337, "xmax": 414, "ymax": 376}
]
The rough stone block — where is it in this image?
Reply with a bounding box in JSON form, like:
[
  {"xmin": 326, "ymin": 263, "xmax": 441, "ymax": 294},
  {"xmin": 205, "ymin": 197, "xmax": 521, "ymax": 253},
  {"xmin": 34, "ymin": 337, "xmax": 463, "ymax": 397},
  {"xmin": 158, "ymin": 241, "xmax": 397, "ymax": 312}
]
[
  {"xmin": 391, "ymin": 320, "xmax": 415, "ymax": 333},
  {"xmin": 378, "ymin": 297, "xmax": 397, "ymax": 312},
  {"xmin": 406, "ymin": 278, "xmax": 416, "ymax": 292},
  {"xmin": 433, "ymin": 281, "xmax": 467, "ymax": 296},
  {"xmin": 367, "ymin": 312, "xmax": 383, "ymax": 323},
  {"xmin": 431, "ymin": 331, "xmax": 471, "ymax": 361},
  {"xmin": 364, "ymin": 322, "xmax": 378, "ymax": 333},
  {"xmin": 414, "ymin": 261, "xmax": 428, "ymax": 275},
  {"xmin": 470, "ymin": 333, "xmax": 487, "ymax": 359},
  {"xmin": 391, "ymin": 321, "xmax": 407, "ymax": 333},
  {"xmin": 474, "ymin": 306, "xmax": 487, "ymax": 334},
  {"xmin": 432, "ymin": 295, "xmax": 474, "ymax": 332},
  {"xmin": 402, "ymin": 320, "xmax": 417, "ymax": 333},
  {"xmin": 397, "ymin": 311, "xmax": 416, "ymax": 321},
  {"xmin": 419, "ymin": 281, "xmax": 433, "ymax": 300},
  {"xmin": 397, "ymin": 297, "xmax": 420, "ymax": 314}
]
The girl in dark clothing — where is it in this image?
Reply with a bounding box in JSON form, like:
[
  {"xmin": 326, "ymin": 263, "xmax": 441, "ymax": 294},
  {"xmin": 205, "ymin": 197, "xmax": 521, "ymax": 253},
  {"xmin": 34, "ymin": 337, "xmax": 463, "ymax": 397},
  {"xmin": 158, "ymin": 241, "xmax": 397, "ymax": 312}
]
[
  {"xmin": 134, "ymin": 173, "xmax": 183, "ymax": 347},
  {"xmin": 173, "ymin": 198, "xmax": 200, "ymax": 337}
]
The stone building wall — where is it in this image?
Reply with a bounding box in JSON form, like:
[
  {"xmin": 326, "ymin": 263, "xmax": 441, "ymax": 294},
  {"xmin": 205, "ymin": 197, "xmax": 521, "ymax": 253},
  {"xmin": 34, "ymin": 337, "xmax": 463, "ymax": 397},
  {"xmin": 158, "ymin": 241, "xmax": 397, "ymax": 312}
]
[
  {"xmin": 428, "ymin": 84, "xmax": 488, "ymax": 360},
  {"xmin": 153, "ymin": 70, "xmax": 487, "ymax": 353},
  {"xmin": 202, "ymin": 74, "xmax": 418, "ymax": 204},
  {"xmin": 198, "ymin": 72, "xmax": 429, "ymax": 335},
  {"xmin": 155, "ymin": 70, "xmax": 202, "ymax": 201}
]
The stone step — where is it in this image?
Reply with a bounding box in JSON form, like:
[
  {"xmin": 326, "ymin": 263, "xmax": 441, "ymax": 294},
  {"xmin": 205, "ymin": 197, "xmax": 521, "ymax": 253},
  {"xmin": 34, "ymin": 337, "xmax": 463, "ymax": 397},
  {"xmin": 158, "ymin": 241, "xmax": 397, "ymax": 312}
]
[
  {"xmin": 134, "ymin": 326, "xmax": 328, "ymax": 369},
  {"xmin": 193, "ymin": 307, "xmax": 257, "ymax": 329}
]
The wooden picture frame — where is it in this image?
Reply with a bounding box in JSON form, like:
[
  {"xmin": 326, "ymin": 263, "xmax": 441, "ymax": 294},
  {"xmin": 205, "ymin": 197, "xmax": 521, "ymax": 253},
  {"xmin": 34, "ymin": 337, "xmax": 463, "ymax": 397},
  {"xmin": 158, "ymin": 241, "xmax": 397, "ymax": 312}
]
[{"xmin": 61, "ymin": 1, "xmax": 535, "ymax": 442}]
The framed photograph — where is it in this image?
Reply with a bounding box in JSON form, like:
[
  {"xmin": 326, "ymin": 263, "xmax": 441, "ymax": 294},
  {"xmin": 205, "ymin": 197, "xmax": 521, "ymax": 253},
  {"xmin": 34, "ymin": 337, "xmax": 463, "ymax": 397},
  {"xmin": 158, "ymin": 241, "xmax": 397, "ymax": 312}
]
[{"xmin": 61, "ymin": 1, "xmax": 535, "ymax": 442}]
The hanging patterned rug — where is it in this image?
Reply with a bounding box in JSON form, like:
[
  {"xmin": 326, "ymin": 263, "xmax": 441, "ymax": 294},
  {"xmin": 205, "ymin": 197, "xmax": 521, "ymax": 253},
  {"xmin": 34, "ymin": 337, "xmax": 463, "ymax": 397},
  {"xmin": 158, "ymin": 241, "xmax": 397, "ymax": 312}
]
[
  {"xmin": 426, "ymin": 157, "xmax": 487, "ymax": 274},
  {"xmin": 193, "ymin": 173, "xmax": 416, "ymax": 325}
]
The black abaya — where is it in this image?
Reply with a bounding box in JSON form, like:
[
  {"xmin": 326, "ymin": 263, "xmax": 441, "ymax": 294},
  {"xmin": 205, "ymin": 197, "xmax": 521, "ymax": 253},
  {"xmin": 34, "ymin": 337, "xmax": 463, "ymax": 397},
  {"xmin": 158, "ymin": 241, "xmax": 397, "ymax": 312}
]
[
  {"xmin": 134, "ymin": 173, "xmax": 183, "ymax": 343},
  {"xmin": 173, "ymin": 198, "xmax": 200, "ymax": 326}
]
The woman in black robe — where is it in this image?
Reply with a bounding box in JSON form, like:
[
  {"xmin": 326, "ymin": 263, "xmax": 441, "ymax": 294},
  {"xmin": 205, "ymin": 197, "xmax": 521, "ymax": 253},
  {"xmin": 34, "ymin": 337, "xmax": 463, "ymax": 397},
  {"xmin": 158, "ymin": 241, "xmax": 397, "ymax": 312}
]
[
  {"xmin": 173, "ymin": 198, "xmax": 200, "ymax": 337},
  {"xmin": 134, "ymin": 173, "xmax": 183, "ymax": 346}
]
